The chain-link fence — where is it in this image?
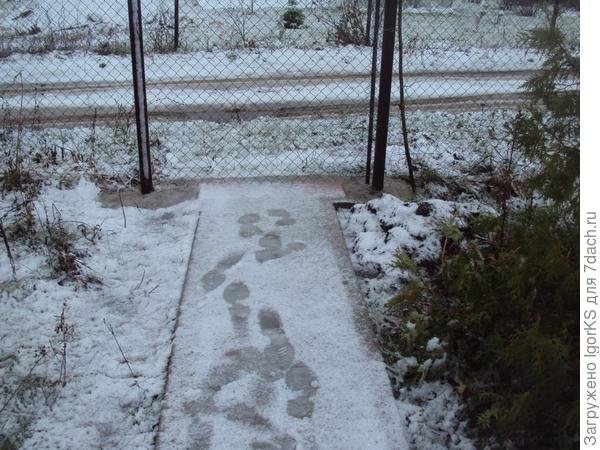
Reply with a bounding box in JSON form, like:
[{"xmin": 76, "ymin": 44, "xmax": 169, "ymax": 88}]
[
  {"xmin": 0, "ymin": 0, "xmax": 580, "ymax": 183},
  {"xmin": 401, "ymin": 1, "xmax": 579, "ymax": 95}
]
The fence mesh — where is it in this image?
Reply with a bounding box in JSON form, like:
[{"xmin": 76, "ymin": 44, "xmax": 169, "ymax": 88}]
[{"xmin": 0, "ymin": 0, "xmax": 580, "ymax": 184}]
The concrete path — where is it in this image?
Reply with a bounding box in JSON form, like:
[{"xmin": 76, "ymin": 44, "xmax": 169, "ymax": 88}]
[{"xmin": 157, "ymin": 181, "xmax": 407, "ymax": 450}]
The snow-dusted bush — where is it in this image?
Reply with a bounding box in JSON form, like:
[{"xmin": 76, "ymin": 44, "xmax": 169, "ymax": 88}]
[{"xmin": 327, "ymin": 0, "xmax": 366, "ymax": 46}]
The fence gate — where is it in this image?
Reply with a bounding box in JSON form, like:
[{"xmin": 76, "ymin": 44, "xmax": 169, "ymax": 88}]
[{"xmin": 142, "ymin": 0, "xmax": 375, "ymax": 179}]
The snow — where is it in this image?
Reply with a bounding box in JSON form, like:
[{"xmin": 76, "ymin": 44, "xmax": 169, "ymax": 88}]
[
  {"xmin": 0, "ymin": 106, "xmax": 543, "ymax": 448},
  {"xmin": 3, "ymin": 177, "xmax": 426, "ymax": 449},
  {"xmin": 0, "ymin": 74, "xmax": 528, "ymax": 121},
  {"xmin": 395, "ymin": 382, "xmax": 475, "ymax": 450},
  {"xmin": 341, "ymin": 194, "xmax": 493, "ymax": 309},
  {"xmin": 0, "ymin": 179, "xmax": 201, "ymax": 448},
  {"xmin": 158, "ymin": 181, "xmax": 408, "ymax": 449},
  {"xmin": 0, "ymin": 47, "xmax": 546, "ymax": 86},
  {"xmin": 0, "ymin": 0, "xmax": 577, "ymax": 93},
  {"xmin": 338, "ymin": 193, "xmax": 496, "ymax": 449},
  {"xmin": 0, "ymin": 108, "xmax": 516, "ymax": 183},
  {"xmin": 1, "ymin": 0, "xmax": 578, "ymax": 53},
  {"xmin": 339, "ymin": 193, "xmax": 495, "ymax": 311},
  {"xmin": 426, "ymin": 337, "xmax": 441, "ymax": 352},
  {"xmin": 0, "ymin": 0, "xmax": 577, "ymax": 444},
  {"xmin": 1, "ymin": 0, "xmax": 307, "ymax": 30}
]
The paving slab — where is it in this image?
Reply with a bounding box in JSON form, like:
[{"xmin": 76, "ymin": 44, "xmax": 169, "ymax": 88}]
[{"xmin": 157, "ymin": 181, "xmax": 407, "ymax": 450}]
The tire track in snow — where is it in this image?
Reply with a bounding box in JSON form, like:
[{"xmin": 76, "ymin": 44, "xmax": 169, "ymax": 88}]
[
  {"xmin": 0, "ymin": 70, "xmax": 533, "ymax": 128},
  {"xmin": 0, "ymin": 69, "xmax": 537, "ymax": 97},
  {"xmin": 0, "ymin": 92, "xmax": 528, "ymax": 128}
]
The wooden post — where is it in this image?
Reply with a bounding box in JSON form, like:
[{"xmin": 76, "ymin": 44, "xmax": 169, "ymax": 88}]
[
  {"xmin": 372, "ymin": 0, "xmax": 398, "ymax": 192},
  {"xmin": 127, "ymin": 0, "xmax": 154, "ymax": 194}
]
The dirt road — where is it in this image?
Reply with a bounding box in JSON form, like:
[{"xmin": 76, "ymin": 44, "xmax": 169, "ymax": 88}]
[{"xmin": 0, "ymin": 70, "xmax": 533, "ymax": 127}]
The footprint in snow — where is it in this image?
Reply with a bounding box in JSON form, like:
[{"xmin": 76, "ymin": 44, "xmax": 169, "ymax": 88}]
[{"xmin": 201, "ymin": 251, "xmax": 245, "ymax": 291}]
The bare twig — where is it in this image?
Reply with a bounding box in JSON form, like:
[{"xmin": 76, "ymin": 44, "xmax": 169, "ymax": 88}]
[
  {"xmin": 227, "ymin": 3, "xmax": 248, "ymax": 49},
  {"xmin": 118, "ymin": 189, "xmax": 127, "ymax": 228},
  {"xmin": 134, "ymin": 269, "xmax": 146, "ymax": 291},
  {"xmin": 103, "ymin": 319, "xmax": 143, "ymax": 393},
  {"xmin": 0, "ymin": 221, "xmax": 16, "ymax": 278},
  {"xmin": 148, "ymin": 283, "xmax": 160, "ymax": 294},
  {"xmin": 53, "ymin": 303, "xmax": 74, "ymax": 387}
]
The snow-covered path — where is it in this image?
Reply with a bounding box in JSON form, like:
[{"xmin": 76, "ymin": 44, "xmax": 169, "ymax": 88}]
[{"xmin": 157, "ymin": 181, "xmax": 407, "ymax": 449}]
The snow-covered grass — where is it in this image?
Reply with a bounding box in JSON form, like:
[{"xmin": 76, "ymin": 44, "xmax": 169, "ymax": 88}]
[
  {"xmin": 338, "ymin": 194, "xmax": 496, "ymax": 449},
  {"xmin": 339, "ymin": 195, "xmax": 493, "ymax": 311},
  {"xmin": 0, "ymin": 106, "xmax": 516, "ymax": 182},
  {"xmin": 333, "ymin": 98, "xmax": 539, "ymax": 444},
  {"xmin": 0, "ymin": 178, "xmax": 200, "ymax": 448},
  {"xmin": 1, "ymin": 0, "xmax": 579, "ymax": 56}
]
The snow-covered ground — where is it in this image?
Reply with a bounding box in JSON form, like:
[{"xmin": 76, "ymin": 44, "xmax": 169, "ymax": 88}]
[
  {"xmin": 0, "ymin": 180, "xmax": 200, "ymax": 448},
  {"xmin": 0, "ymin": 75, "xmax": 527, "ymax": 113},
  {"xmin": 0, "ymin": 2, "xmax": 578, "ymax": 448},
  {"xmin": 0, "ymin": 104, "xmax": 513, "ymax": 447},
  {"xmin": 0, "ymin": 47, "xmax": 545, "ymax": 86},
  {"xmin": 158, "ymin": 181, "xmax": 408, "ymax": 449},
  {"xmin": 1, "ymin": 177, "xmax": 438, "ymax": 450},
  {"xmin": 0, "ymin": 99, "xmax": 527, "ymax": 449},
  {"xmin": 337, "ymin": 194, "xmax": 495, "ymax": 449},
  {"xmin": 1, "ymin": 0, "xmax": 579, "ymax": 55},
  {"xmin": 0, "ymin": 107, "xmax": 515, "ymax": 182}
]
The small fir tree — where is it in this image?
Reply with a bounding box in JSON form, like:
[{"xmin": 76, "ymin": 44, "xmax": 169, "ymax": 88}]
[
  {"xmin": 282, "ymin": 0, "xmax": 305, "ymax": 29},
  {"xmin": 391, "ymin": 25, "xmax": 579, "ymax": 448}
]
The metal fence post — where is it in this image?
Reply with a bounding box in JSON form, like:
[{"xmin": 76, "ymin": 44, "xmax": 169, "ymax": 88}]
[
  {"xmin": 397, "ymin": 0, "xmax": 416, "ymax": 192},
  {"xmin": 174, "ymin": 0, "xmax": 180, "ymax": 50},
  {"xmin": 365, "ymin": 0, "xmax": 382, "ymax": 184},
  {"xmin": 372, "ymin": 0, "xmax": 398, "ymax": 192},
  {"xmin": 127, "ymin": 0, "xmax": 154, "ymax": 194},
  {"xmin": 365, "ymin": 0, "xmax": 373, "ymax": 46}
]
